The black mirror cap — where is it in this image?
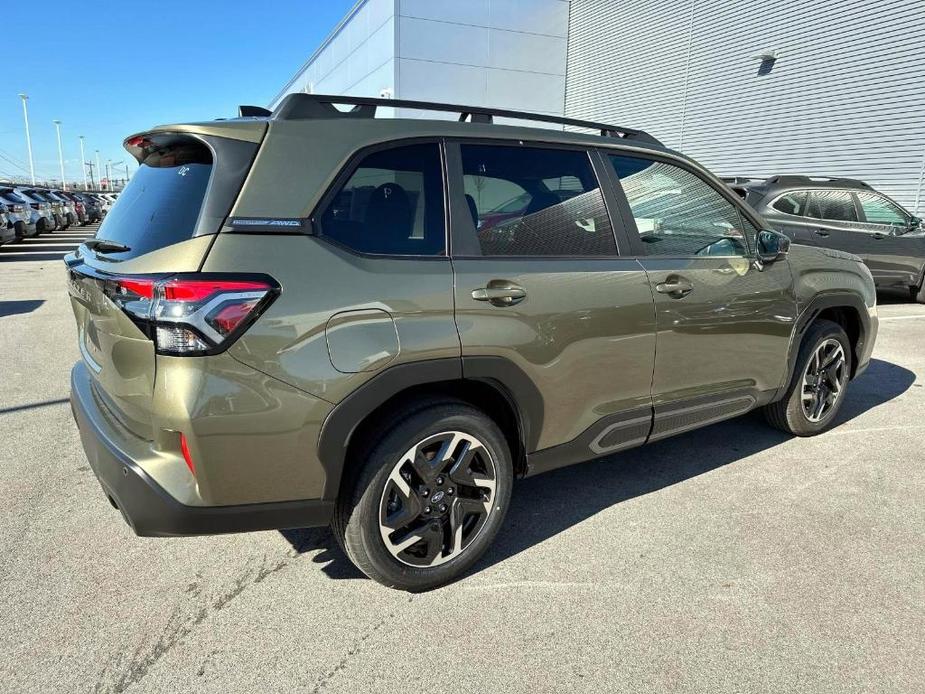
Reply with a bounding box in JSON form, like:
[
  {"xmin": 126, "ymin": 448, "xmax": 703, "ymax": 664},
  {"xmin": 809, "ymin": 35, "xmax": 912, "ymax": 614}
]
[{"xmin": 756, "ymin": 229, "xmax": 790, "ymax": 263}]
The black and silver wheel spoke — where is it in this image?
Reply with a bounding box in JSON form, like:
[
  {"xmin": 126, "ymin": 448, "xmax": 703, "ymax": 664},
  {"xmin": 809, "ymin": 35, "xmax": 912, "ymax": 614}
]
[
  {"xmin": 801, "ymin": 338, "xmax": 847, "ymax": 423},
  {"xmin": 379, "ymin": 430, "xmax": 497, "ymax": 568}
]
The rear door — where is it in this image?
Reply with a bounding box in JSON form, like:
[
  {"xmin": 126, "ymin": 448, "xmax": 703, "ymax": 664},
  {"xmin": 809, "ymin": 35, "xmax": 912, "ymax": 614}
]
[
  {"xmin": 67, "ymin": 129, "xmax": 261, "ymax": 438},
  {"xmin": 803, "ymin": 189, "xmax": 869, "ymax": 255},
  {"xmin": 853, "ymin": 191, "xmax": 925, "ymax": 287},
  {"xmin": 605, "ymin": 153, "xmax": 797, "ymax": 440},
  {"xmin": 448, "ymin": 141, "xmax": 656, "ymax": 465}
]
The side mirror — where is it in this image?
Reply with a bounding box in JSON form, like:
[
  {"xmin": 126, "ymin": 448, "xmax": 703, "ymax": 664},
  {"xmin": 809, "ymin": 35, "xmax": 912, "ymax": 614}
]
[{"xmin": 756, "ymin": 229, "xmax": 790, "ymax": 264}]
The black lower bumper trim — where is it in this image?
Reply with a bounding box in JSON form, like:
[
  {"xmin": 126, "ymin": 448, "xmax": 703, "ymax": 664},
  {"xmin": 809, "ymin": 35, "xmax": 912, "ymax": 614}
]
[{"xmin": 70, "ymin": 362, "xmax": 332, "ymax": 537}]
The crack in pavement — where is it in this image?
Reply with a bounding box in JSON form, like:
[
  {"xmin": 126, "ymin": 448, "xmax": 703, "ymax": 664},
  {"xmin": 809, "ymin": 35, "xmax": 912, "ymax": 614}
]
[
  {"xmin": 92, "ymin": 552, "xmax": 295, "ymax": 694},
  {"xmin": 310, "ymin": 595, "xmax": 415, "ymax": 693}
]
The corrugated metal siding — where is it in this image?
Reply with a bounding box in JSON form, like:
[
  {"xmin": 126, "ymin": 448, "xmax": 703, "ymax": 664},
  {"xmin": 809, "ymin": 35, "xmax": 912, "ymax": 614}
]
[{"xmin": 565, "ymin": 0, "xmax": 925, "ymax": 213}]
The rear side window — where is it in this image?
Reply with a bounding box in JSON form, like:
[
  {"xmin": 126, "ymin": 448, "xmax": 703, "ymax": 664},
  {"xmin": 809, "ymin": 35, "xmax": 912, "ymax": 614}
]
[
  {"xmin": 807, "ymin": 191, "xmax": 857, "ymax": 222},
  {"xmin": 460, "ymin": 144, "xmax": 615, "ymax": 257},
  {"xmin": 771, "ymin": 192, "xmax": 808, "ymax": 216},
  {"xmin": 609, "ymin": 154, "xmax": 751, "ymax": 257},
  {"xmin": 318, "ymin": 143, "xmax": 445, "ymax": 256},
  {"xmin": 856, "ymin": 192, "xmax": 908, "ymax": 225},
  {"xmin": 95, "ymin": 142, "xmax": 212, "ymax": 257}
]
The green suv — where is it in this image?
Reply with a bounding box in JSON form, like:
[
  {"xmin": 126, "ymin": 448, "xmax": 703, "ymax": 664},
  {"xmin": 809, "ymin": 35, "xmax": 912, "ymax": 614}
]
[{"xmin": 67, "ymin": 95, "xmax": 878, "ymax": 590}]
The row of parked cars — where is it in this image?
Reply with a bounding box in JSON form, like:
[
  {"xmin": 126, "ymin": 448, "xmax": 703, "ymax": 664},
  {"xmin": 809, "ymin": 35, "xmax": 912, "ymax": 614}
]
[{"xmin": 0, "ymin": 186, "xmax": 117, "ymax": 244}]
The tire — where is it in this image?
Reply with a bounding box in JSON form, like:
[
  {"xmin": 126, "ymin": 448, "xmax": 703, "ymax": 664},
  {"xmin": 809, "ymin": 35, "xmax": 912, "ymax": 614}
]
[
  {"xmin": 763, "ymin": 319, "xmax": 852, "ymax": 436},
  {"xmin": 334, "ymin": 399, "xmax": 513, "ymax": 591},
  {"xmin": 13, "ymin": 221, "xmax": 26, "ymax": 240},
  {"xmin": 914, "ymin": 279, "xmax": 925, "ymax": 304}
]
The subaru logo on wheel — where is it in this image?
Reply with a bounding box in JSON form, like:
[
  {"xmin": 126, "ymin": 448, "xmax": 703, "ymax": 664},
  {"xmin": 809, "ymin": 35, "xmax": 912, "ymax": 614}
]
[{"xmin": 430, "ymin": 491, "xmax": 445, "ymax": 504}]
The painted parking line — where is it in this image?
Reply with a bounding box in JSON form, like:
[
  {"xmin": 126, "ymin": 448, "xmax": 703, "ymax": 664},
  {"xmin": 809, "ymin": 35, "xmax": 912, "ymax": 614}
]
[{"xmin": 878, "ymin": 314, "xmax": 925, "ymax": 321}]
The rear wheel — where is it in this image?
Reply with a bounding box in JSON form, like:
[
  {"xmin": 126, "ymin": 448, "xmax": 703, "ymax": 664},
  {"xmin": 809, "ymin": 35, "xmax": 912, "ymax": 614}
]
[
  {"xmin": 334, "ymin": 400, "xmax": 513, "ymax": 591},
  {"xmin": 914, "ymin": 279, "xmax": 925, "ymax": 304},
  {"xmin": 763, "ymin": 319, "xmax": 852, "ymax": 436}
]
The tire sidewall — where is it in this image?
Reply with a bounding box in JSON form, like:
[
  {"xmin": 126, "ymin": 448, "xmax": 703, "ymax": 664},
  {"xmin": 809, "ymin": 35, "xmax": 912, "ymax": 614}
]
[{"xmin": 342, "ymin": 404, "xmax": 513, "ymax": 591}]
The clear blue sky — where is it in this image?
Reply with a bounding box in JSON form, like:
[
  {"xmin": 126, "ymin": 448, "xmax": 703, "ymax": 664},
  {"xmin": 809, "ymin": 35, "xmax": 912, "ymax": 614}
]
[{"xmin": 2, "ymin": 0, "xmax": 355, "ymax": 184}]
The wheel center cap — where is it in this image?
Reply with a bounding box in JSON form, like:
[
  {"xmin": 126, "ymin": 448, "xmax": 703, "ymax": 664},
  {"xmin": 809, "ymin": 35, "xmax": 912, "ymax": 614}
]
[{"xmin": 430, "ymin": 490, "xmax": 446, "ymax": 504}]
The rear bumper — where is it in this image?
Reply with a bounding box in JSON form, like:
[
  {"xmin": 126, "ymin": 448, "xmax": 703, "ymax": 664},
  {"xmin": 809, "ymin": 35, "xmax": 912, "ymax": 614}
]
[{"xmin": 70, "ymin": 361, "xmax": 333, "ymax": 537}]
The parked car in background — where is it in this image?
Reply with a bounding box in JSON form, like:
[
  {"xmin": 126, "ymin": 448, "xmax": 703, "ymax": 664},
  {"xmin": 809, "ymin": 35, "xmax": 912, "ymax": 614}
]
[
  {"xmin": 0, "ymin": 187, "xmax": 37, "ymax": 238},
  {"xmin": 96, "ymin": 192, "xmax": 117, "ymax": 216},
  {"xmin": 0, "ymin": 203, "xmax": 14, "ymax": 245},
  {"xmin": 68, "ymin": 94, "xmax": 878, "ymax": 590},
  {"xmin": 74, "ymin": 193, "xmax": 102, "ymax": 223},
  {"xmin": 728, "ymin": 175, "xmax": 925, "ymax": 302},
  {"xmin": 22, "ymin": 188, "xmax": 64, "ymax": 231},
  {"xmin": 59, "ymin": 191, "xmax": 89, "ymax": 225},
  {"xmin": 10, "ymin": 187, "xmax": 53, "ymax": 234}
]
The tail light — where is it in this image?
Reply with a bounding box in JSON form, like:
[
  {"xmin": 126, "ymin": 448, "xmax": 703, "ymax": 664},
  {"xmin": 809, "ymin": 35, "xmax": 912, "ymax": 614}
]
[
  {"xmin": 30, "ymin": 203, "xmax": 40, "ymax": 210},
  {"xmin": 98, "ymin": 273, "xmax": 280, "ymax": 355},
  {"xmin": 11, "ymin": 204, "xmax": 24, "ymax": 213}
]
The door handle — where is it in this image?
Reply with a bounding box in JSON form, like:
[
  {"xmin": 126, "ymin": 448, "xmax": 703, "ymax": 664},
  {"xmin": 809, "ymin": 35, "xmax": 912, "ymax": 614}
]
[
  {"xmin": 471, "ymin": 284, "xmax": 526, "ymax": 306},
  {"xmin": 655, "ymin": 277, "xmax": 694, "ymax": 298},
  {"xmin": 814, "ymin": 229, "xmax": 830, "ymax": 237}
]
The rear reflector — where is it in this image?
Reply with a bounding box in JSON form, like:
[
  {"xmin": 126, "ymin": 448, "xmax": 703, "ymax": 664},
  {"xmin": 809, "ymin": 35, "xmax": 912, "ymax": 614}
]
[{"xmin": 179, "ymin": 433, "xmax": 196, "ymax": 475}]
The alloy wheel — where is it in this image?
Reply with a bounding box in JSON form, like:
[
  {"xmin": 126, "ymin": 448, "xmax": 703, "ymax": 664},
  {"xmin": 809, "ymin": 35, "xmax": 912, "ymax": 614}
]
[
  {"xmin": 378, "ymin": 431, "xmax": 497, "ymax": 567},
  {"xmin": 801, "ymin": 338, "xmax": 848, "ymax": 423}
]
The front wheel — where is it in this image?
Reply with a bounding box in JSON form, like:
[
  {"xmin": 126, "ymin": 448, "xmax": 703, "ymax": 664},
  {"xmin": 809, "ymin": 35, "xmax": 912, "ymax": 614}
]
[
  {"xmin": 763, "ymin": 319, "xmax": 852, "ymax": 436},
  {"xmin": 334, "ymin": 400, "xmax": 513, "ymax": 591}
]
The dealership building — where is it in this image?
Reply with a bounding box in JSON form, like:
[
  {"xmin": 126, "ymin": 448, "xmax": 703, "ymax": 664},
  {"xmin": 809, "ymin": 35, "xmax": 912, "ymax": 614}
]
[{"xmin": 271, "ymin": 0, "xmax": 925, "ymax": 213}]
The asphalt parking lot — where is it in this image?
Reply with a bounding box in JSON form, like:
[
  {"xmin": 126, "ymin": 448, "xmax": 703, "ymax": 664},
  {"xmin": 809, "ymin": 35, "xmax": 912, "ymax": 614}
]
[{"xmin": 1, "ymin": 257, "xmax": 923, "ymax": 694}]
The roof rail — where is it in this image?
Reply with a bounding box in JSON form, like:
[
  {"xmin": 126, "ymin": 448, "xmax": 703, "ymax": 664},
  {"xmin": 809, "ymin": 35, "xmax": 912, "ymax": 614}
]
[
  {"xmin": 766, "ymin": 174, "xmax": 871, "ymax": 189},
  {"xmin": 271, "ymin": 93, "xmax": 663, "ymax": 146}
]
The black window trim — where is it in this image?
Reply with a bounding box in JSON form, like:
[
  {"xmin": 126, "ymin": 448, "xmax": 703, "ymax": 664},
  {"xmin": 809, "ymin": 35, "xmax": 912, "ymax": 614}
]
[
  {"xmin": 444, "ymin": 137, "xmax": 625, "ymax": 261},
  {"xmin": 309, "ymin": 137, "xmax": 451, "ymax": 260},
  {"xmin": 598, "ymin": 146, "xmax": 759, "ymax": 259}
]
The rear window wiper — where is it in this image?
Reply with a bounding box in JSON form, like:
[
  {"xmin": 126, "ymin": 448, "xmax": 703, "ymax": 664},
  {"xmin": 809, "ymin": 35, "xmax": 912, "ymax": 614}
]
[{"xmin": 84, "ymin": 238, "xmax": 131, "ymax": 253}]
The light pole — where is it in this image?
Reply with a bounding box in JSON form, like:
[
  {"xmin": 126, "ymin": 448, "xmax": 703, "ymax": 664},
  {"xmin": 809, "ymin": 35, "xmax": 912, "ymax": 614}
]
[
  {"xmin": 106, "ymin": 159, "xmax": 113, "ymax": 192},
  {"xmin": 78, "ymin": 136, "xmax": 88, "ymax": 190},
  {"xmin": 53, "ymin": 120, "xmax": 67, "ymax": 190},
  {"xmin": 18, "ymin": 94, "xmax": 36, "ymax": 185},
  {"xmin": 95, "ymin": 150, "xmax": 102, "ymax": 190}
]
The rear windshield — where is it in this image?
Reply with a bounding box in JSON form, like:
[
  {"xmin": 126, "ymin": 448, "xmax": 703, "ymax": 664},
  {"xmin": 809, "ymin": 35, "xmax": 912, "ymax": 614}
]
[{"xmin": 93, "ymin": 142, "xmax": 212, "ymax": 258}]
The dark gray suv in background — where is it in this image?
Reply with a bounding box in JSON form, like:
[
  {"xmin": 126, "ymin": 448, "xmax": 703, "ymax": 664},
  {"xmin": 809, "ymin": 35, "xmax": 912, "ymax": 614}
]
[{"xmin": 728, "ymin": 176, "xmax": 925, "ymax": 302}]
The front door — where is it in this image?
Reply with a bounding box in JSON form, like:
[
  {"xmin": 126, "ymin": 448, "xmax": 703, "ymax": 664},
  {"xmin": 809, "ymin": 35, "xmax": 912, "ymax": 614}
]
[
  {"xmin": 852, "ymin": 190, "xmax": 925, "ymax": 288},
  {"xmin": 447, "ymin": 141, "xmax": 656, "ymax": 466},
  {"xmin": 606, "ymin": 153, "xmax": 798, "ymax": 441}
]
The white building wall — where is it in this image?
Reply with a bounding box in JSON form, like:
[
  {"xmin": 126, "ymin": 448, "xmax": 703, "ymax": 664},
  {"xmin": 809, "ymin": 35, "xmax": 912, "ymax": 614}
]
[
  {"xmin": 566, "ymin": 0, "xmax": 925, "ymax": 214},
  {"xmin": 395, "ymin": 0, "xmax": 569, "ymax": 122},
  {"xmin": 269, "ymin": 0, "xmax": 397, "ymax": 109},
  {"xmin": 270, "ymin": 0, "xmax": 570, "ymax": 127}
]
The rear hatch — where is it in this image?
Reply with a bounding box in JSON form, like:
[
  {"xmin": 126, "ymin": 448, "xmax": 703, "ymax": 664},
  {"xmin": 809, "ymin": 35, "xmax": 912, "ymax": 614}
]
[{"xmin": 66, "ymin": 122, "xmax": 266, "ymax": 439}]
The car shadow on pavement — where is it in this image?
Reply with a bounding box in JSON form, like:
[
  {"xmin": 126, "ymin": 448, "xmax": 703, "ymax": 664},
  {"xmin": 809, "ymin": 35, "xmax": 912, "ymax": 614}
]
[
  {"xmin": 280, "ymin": 358, "xmax": 915, "ymax": 583},
  {"xmin": 0, "ymin": 299, "xmax": 44, "ymax": 317}
]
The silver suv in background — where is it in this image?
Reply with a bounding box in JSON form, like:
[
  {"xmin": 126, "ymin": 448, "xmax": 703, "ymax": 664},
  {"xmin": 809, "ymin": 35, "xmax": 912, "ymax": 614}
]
[
  {"xmin": 2, "ymin": 187, "xmax": 44, "ymax": 236},
  {"xmin": 0, "ymin": 188, "xmax": 37, "ymax": 238},
  {"xmin": 728, "ymin": 175, "xmax": 925, "ymax": 302}
]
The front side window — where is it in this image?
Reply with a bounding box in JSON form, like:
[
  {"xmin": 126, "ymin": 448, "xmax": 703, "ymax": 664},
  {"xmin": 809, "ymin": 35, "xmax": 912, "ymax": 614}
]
[
  {"xmin": 460, "ymin": 144, "xmax": 616, "ymax": 257},
  {"xmin": 856, "ymin": 192, "xmax": 908, "ymax": 225},
  {"xmin": 807, "ymin": 190, "xmax": 857, "ymax": 222},
  {"xmin": 609, "ymin": 155, "xmax": 752, "ymax": 257},
  {"xmin": 771, "ymin": 191, "xmax": 808, "ymax": 217},
  {"xmin": 319, "ymin": 143, "xmax": 445, "ymax": 255}
]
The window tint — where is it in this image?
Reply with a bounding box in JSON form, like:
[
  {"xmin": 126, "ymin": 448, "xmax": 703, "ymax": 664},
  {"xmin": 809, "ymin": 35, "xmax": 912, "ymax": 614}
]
[
  {"xmin": 807, "ymin": 191, "xmax": 857, "ymax": 222},
  {"xmin": 95, "ymin": 142, "xmax": 212, "ymax": 258},
  {"xmin": 319, "ymin": 143, "xmax": 445, "ymax": 255},
  {"xmin": 609, "ymin": 155, "xmax": 751, "ymax": 257},
  {"xmin": 857, "ymin": 192, "xmax": 907, "ymax": 225},
  {"xmin": 771, "ymin": 192, "xmax": 808, "ymax": 216},
  {"xmin": 460, "ymin": 144, "xmax": 615, "ymax": 257}
]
